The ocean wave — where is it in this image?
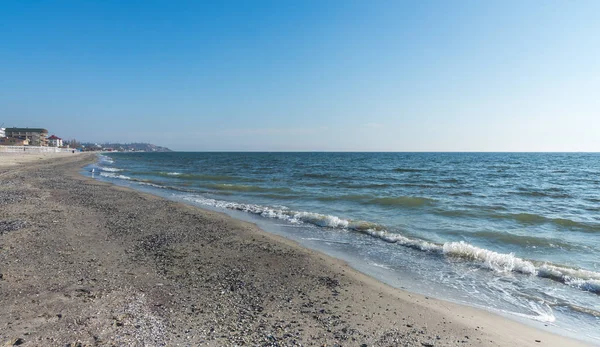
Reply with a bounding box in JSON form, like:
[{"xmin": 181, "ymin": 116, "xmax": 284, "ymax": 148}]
[
  {"xmin": 448, "ymin": 191, "xmax": 474, "ymax": 196},
  {"xmin": 98, "ymin": 167, "xmax": 123, "ymax": 172},
  {"xmin": 556, "ymin": 303, "xmax": 600, "ymax": 318},
  {"xmin": 511, "ymin": 188, "xmax": 571, "ymax": 199},
  {"xmin": 496, "ymin": 307, "xmax": 556, "ymax": 323},
  {"xmin": 337, "ymin": 182, "xmax": 393, "ymax": 189},
  {"xmin": 432, "ymin": 207, "xmax": 599, "ymax": 232},
  {"xmin": 301, "ymin": 172, "xmax": 334, "ymax": 179},
  {"xmin": 182, "ymin": 195, "xmax": 359, "ymax": 229},
  {"xmin": 179, "ymin": 194, "xmax": 600, "ymax": 295},
  {"xmin": 442, "ymin": 242, "xmax": 600, "ymax": 294},
  {"xmin": 156, "ymin": 172, "xmax": 241, "ymax": 181},
  {"xmin": 537, "ymin": 264, "xmax": 600, "ymax": 294},
  {"xmin": 393, "ymin": 167, "xmax": 428, "ymax": 173},
  {"xmin": 493, "ymin": 213, "xmax": 600, "ymax": 232},
  {"xmin": 318, "ymin": 195, "xmax": 437, "ymax": 208},
  {"xmin": 201, "ymin": 183, "xmax": 293, "ymax": 193},
  {"xmin": 434, "ymin": 209, "xmax": 475, "ymax": 218},
  {"xmin": 506, "ymin": 213, "xmax": 548, "ymax": 224},
  {"xmin": 91, "ymin": 159, "xmax": 600, "ymax": 296},
  {"xmin": 363, "ymin": 229, "xmax": 440, "ymax": 251},
  {"xmin": 98, "ymin": 154, "xmax": 114, "ymax": 164},
  {"xmin": 136, "ymin": 181, "xmax": 169, "ymax": 189},
  {"xmin": 316, "ymin": 194, "xmax": 375, "ymax": 202},
  {"xmin": 369, "ymin": 196, "xmax": 436, "ymax": 208},
  {"xmin": 446, "ymin": 230, "xmax": 580, "ymax": 250},
  {"xmin": 99, "ymin": 172, "xmax": 131, "ymax": 180},
  {"xmin": 443, "ymin": 241, "xmax": 537, "ymax": 274},
  {"xmin": 259, "ymin": 193, "xmax": 302, "ymax": 200},
  {"xmin": 440, "ymin": 178, "xmax": 462, "ymax": 184}
]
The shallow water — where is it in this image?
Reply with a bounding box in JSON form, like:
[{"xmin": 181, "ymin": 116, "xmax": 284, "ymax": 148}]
[{"xmin": 88, "ymin": 152, "xmax": 600, "ymax": 343}]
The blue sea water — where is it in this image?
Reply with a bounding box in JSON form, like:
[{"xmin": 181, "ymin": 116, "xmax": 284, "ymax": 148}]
[{"xmin": 87, "ymin": 152, "xmax": 600, "ymax": 343}]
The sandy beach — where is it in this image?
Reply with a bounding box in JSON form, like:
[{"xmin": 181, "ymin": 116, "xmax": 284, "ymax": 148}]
[
  {"xmin": 0, "ymin": 153, "xmax": 587, "ymax": 346},
  {"xmin": 0, "ymin": 151, "xmax": 79, "ymax": 167}
]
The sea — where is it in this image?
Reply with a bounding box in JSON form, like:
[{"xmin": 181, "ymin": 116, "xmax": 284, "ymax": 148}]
[{"xmin": 86, "ymin": 152, "xmax": 600, "ymax": 343}]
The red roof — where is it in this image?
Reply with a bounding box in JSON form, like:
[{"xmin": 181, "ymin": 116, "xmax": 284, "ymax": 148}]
[{"xmin": 48, "ymin": 135, "xmax": 62, "ymax": 140}]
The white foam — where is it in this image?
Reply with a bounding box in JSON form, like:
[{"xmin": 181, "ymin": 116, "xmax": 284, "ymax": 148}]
[
  {"xmin": 498, "ymin": 307, "xmax": 556, "ymax": 323},
  {"xmin": 137, "ymin": 181, "xmax": 167, "ymax": 189},
  {"xmin": 99, "ymin": 172, "xmax": 131, "ymax": 180},
  {"xmin": 166, "ymin": 172, "xmax": 181, "ymax": 176},
  {"xmin": 98, "ymin": 154, "xmax": 114, "ymax": 164},
  {"xmin": 178, "ymin": 195, "xmax": 600, "ymax": 295},
  {"xmin": 363, "ymin": 229, "xmax": 441, "ymax": 252},
  {"xmin": 183, "ymin": 196, "xmax": 362, "ymax": 231},
  {"xmin": 291, "ymin": 211, "xmax": 350, "ymax": 228},
  {"xmin": 370, "ymin": 262, "xmax": 392, "ymax": 270},
  {"xmin": 99, "ymin": 167, "xmax": 123, "ymax": 172},
  {"xmin": 442, "ymin": 241, "xmax": 537, "ymax": 274},
  {"xmin": 537, "ymin": 264, "xmax": 600, "ymax": 294}
]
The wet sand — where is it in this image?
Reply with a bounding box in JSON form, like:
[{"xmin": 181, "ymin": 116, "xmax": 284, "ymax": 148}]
[{"xmin": 0, "ymin": 154, "xmax": 587, "ymax": 346}]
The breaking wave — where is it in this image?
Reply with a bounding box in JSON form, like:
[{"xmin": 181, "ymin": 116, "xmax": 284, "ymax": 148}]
[
  {"xmin": 182, "ymin": 195, "xmax": 377, "ymax": 230},
  {"xmin": 181, "ymin": 195, "xmax": 599, "ymax": 295},
  {"xmin": 443, "ymin": 241, "xmax": 536, "ymax": 274},
  {"xmin": 537, "ymin": 265, "xmax": 600, "ymax": 294},
  {"xmin": 98, "ymin": 166, "xmax": 123, "ymax": 172},
  {"xmin": 98, "ymin": 154, "xmax": 114, "ymax": 164},
  {"xmin": 442, "ymin": 242, "xmax": 600, "ymax": 294},
  {"xmin": 91, "ymin": 153, "xmax": 600, "ymax": 299},
  {"xmin": 444, "ymin": 230, "xmax": 580, "ymax": 250},
  {"xmin": 99, "ymin": 172, "xmax": 131, "ymax": 180}
]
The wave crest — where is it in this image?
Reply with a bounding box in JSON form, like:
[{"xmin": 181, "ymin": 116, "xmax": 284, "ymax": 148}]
[
  {"xmin": 443, "ymin": 241, "xmax": 536, "ymax": 274},
  {"xmin": 98, "ymin": 167, "xmax": 123, "ymax": 172},
  {"xmin": 99, "ymin": 172, "xmax": 131, "ymax": 180}
]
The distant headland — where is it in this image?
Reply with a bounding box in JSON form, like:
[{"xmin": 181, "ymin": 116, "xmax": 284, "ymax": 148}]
[{"xmin": 80, "ymin": 142, "xmax": 172, "ymax": 152}]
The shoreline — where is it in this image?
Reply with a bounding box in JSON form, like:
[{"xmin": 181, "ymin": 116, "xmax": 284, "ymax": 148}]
[{"xmin": 0, "ymin": 153, "xmax": 588, "ymax": 346}]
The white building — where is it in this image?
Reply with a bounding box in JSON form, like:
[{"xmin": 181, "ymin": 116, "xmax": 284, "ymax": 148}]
[
  {"xmin": 47, "ymin": 135, "xmax": 63, "ymax": 147},
  {"xmin": 0, "ymin": 128, "xmax": 5, "ymax": 138}
]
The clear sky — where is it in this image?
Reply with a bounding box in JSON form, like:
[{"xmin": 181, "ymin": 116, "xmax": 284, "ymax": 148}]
[{"xmin": 1, "ymin": 1, "xmax": 599, "ymax": 151}]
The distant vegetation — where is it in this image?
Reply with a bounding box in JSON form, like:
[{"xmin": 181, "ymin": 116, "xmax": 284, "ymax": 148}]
[{"xmin": 80, "ymin": 142, "xmax": 172, "ymax": 152}]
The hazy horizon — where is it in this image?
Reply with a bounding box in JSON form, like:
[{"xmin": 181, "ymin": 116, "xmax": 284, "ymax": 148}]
[{"xmin": 2, "ymin": 1, "xmax": 599, "ymax": 152}]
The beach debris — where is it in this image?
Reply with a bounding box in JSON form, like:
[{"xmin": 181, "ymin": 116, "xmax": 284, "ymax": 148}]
[
  {"xmin": 0, "ymin": 190, "xmax": 25, "ymax": 206},
  {"xmin": 0, "ymin": 220, "xmax": 27, "ymax": 234},
  {"xmin": 318, "ymin": 276, "xmax": 339, "ymax": 289},
  {"xmin": 3, "ymin": 338, "xmax": 24, "ymax": 346}
]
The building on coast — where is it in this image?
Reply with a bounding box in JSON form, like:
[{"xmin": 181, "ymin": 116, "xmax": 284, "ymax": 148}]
[
  {"xmin": 0, "ymin": 128, "xmax": 5, "ymax": 138},
  {"xmin": 4, "ymin": 127, "xmax": 49, "ymax": 146},
  {"xmin": 47, "ymin": 135, "xmax": 63, "ymax": 147},
  {"xmin": 0, "ymin": 137, "xmax": 30, "ymax": 146}
]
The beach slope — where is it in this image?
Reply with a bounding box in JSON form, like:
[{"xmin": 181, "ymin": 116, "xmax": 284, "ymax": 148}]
[{"xmin": 0, "ymin": 154, "xmax": 586, "ymax": 346}]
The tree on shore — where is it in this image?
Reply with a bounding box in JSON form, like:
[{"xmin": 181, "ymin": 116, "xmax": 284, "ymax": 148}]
[{"xmin": 64, "ymin": 139, "xmax": 81, "ymax": 148}]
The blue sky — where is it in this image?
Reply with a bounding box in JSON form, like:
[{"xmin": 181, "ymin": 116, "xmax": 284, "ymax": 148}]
[{"xmin": 1, "ymin": 1, "xmax": 598, "ymax": 151}]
